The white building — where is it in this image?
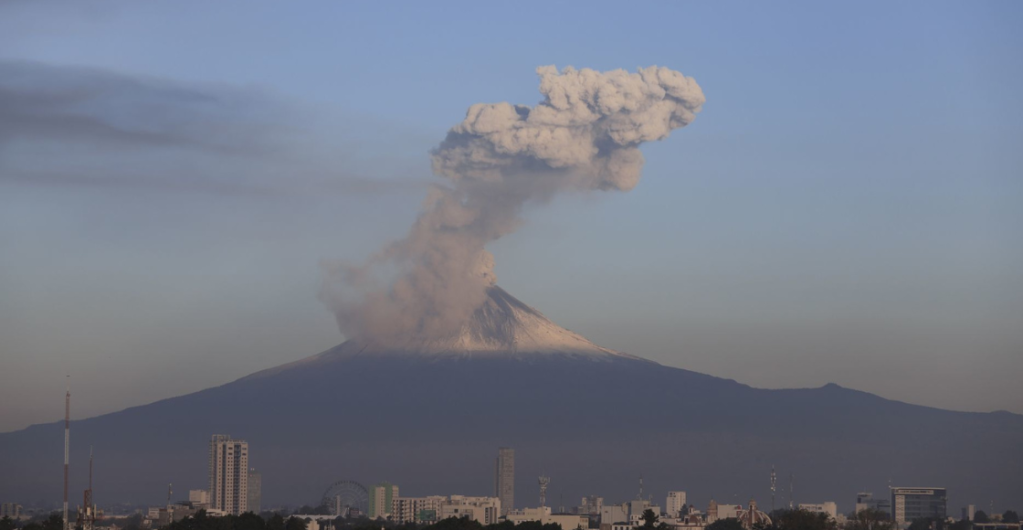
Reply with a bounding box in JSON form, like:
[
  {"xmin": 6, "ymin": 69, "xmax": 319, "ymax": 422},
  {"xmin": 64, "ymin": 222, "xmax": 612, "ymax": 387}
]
[
  {"xmin": 189, "ymin": 490, "xmax": 210, "ymax": 507},
  {"xmin": 208, "ymin": 434, "xmax": 249, "ymax": 515},
  {"xmin": 799, "ymin": 503, "xmax": 838, "ymax": 520},
  {"xmin": 667, "ymin": 492, "xmax": 688, "ymax": 518},
  {"xmin": 1, "ymin": 504, "xmax": 22, "ymax": 519},
  {"xmin": 507, "ymin": 507, "xmax": 586, "ymax": 530},
  {"xmin": 438, "ymin": 496, "xmax": 501, "ymax": 526},
  {"xmin": 601, "ymin": 504, "xmax": 630, "ymax": 525},
  {"xmin": 392, "ymin": 495, "xmax": 446, "ymax": 524}
]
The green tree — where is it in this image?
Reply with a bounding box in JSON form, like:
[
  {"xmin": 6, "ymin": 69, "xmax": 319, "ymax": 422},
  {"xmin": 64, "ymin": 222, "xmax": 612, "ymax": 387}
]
[
  {"xmin": 267, "ymin": 514, "xmax": 287, "ymax": 530},
  {"xmin": 40, "ymin": 514, "xmax": 64, "ymax": 530},
  {"xmin": 284, "ymin": 516, "xmax": 307, "ymax": 530},
  {"xmin": 0, "ymin": 516, "xmax": 16, "ymax": 530},
  {"xmin": 707, "ymin": 519, "xmax": 745, "ymax": 530},
  {"xmin": 772, "ymin": 509, "xmax": 836, "ymax": 530},
  {"xmin": 424, "ymin": 518, "xmax": 484, "ymax": 530},
  {"xmin": 1003, "ymin": 512, "xmax": 1020, "ymax": 524},
  {"xmin": 845, "ymin": 509, "xmax": 894, "ymax": 530},
  {"xmin": 641, "ymin": 510, "xmax": 660, "ymax": 529},
  {"xmin": 907, "ymin": 518, "xmax": 943, "ymax": 530},
  {"xmin": 973, "ymin": 513, "xmax": 989, "ymax": 524},
  {"xmin": 947, "ymin": 520, "xmax": 971, "ymax": 530}
]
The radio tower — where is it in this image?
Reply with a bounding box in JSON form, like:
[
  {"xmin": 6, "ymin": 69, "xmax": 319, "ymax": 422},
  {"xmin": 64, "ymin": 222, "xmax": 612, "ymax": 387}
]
[
  {"xmin": 64, "ymin": 377, "xmax": 70, "ymax": 530},
  {"xmin": 538, "ymin": 476, "xmax": 550, "ymax": 508}
]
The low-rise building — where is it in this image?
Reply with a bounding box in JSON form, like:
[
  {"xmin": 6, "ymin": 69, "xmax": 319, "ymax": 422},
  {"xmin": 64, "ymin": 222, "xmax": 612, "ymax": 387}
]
[
  {"xmin": 438, "ymin": 496, "xmax": 501, "ymax": 526},
  {"xmin": 507, "ymin": 506, "xmax": 586, "ymax": 530}
]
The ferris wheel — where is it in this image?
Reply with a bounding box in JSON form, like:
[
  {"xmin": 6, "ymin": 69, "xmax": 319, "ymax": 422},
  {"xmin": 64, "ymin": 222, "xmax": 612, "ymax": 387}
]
[{"xmin": 320, "ymin": 480, "xmax": 369, "ymax": 517}]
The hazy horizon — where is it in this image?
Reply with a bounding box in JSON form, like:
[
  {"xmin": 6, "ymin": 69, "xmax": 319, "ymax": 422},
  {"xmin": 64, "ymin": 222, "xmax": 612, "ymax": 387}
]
[{"xmin": 2, "ymin": 1, "xmax": 1022, "ymax": 433}]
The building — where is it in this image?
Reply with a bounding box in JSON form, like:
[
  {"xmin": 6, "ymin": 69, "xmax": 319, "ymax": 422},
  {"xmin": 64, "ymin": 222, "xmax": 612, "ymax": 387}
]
[
  {"xmin": 1, "ymin": 503, "xmax": 22, "ymax": 519},
  {"xmin": 439, "ymin": 496, "xmax": 501, "ymax": 526},
  {"xmin": 735, "ymin": 501, "xmax": 771, "ymax": 530},
  {"xmin": 392, "ymin": 496, "xmax": 446, "ymax": 524},
  {"xmin": 857, "ymin": 492, "xmax": 891, "ymax": 515},
  {"xmin": 962, "ymin": 505, "xmax": 976, "ymax": 521},
  {"xmin": 247, "ymin": 469, "xmax": 262, "ymax": 514},
  {"xmin": 891, "ymin": 488, "xmax": 946, "ymax": 527},
  {"xmin": 667, "ymin": 493, "xmax": 688, "ymax": 518},
  {"xmin": 507, "ymin": 506, "xmax": 586, "ymax": 530},
  {"xmin": 601, "ymin": 503, "xmax": 630, "ymax": 528},
  {"xmin": 189, "ymin": 490, "xmax": 210, "ymax": 508},
  {"xmin": 495, "ymin": 448, "xmax": 515, "ymax": 516},
  {"xmin": 799, "ymin": 503, "xmax": 838, "ymax": 520},
  {"xmin": 707, "ymin": 501, "xmax": 740, "ymax": 523},
  {"xmin": 368, "ymin": 483, "xmax": 398, "ymax": 519},
  {"xmin": 208, "ymin": 434, "xmax": 249, "ymax": 515}
]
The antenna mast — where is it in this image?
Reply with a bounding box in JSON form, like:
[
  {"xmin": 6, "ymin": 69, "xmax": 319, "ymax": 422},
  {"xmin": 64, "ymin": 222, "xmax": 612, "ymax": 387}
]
[
  {"xmin": 64, "ymin": 377, "xmax": 70, "ymax": 530},
  {"xmin": 538, "ymin": 476, "xmax": 550, "ymax": 508}
]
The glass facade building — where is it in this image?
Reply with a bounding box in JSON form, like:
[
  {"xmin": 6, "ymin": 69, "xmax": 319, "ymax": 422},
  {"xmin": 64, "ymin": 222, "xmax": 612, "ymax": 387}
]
[{"xmin": 891, "ymin": 488, "xmax": 946, "ymax": 526}]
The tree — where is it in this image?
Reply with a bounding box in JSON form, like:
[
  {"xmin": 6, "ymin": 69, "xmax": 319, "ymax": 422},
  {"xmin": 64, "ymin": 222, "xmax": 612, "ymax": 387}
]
[
  {"xmin": 267, "ymin": 514, "xmax": 287, "ymax": 530},
  {"xmin": 1003, "ymin": 512, "xmax": 1020, "ymax": 524},
  {"xmin": 947, "ymin": 520, "xmax": 971, "ymax": 530},
  {"xmin": 0, "ymin": 516, "xmax": 16, "ymax": 530},
  {"xmin": 641, "ymin": 510, "xmax": 660, "ymax": 529},
  {"xmin": 845, "ymin": 509, "xmax": 894, "ymax": 530},
  {"xmin": 284, "ymin": 517, "xmax": 307, "ymax": 530},
  {"xmin": 40, "ymin": 514, "xmax": 64, "ymax": 530},
  {"xmin": 707, "ymin": 519, "xmax": 745, "ymax": 530},
  {"xmin": 422, "ymin": 518, "xmax": 484, "ymax": 530},
  {"xmin": 772, "ymin": 509, "xmax": 836, "ymax": 530},
  {"xmin": 907, "ymin": 518, "xmax": 944, "ymax": 530},
  {"xmin": 974, "ymin": 513, "xmax": 989, "ymax": 524}
]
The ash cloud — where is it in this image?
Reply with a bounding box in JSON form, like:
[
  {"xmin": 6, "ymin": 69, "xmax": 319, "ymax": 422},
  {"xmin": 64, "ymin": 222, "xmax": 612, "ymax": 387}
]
[
  {"xmin": 321, "ymin": 65, "xmax": 705, "ymax": 345},
  {"xmin": 0, "ymin": 60, "xmax": 424, "ymax": 197}
]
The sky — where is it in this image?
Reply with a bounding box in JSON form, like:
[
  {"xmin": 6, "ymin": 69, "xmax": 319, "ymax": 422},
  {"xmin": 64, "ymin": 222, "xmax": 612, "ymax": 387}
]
[{"xmin": 1, "ymin": 1, "xmax": 1021, "ymax": 433}]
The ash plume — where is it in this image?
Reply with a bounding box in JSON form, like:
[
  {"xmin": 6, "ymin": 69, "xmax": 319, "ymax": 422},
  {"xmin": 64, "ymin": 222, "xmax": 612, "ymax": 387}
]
[{"xmin": 321, "ymin": 65, "xmax": 704, "ymax": 346}]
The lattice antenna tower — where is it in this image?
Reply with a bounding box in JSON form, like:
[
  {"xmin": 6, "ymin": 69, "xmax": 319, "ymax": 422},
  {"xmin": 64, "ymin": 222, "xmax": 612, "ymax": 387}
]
[{"xmin": 538, "ymin": 476, "xmax": 551, "ymax": 508}]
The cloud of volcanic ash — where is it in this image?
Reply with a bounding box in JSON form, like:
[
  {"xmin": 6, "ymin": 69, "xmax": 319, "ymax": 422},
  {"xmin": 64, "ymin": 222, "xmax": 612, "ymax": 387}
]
[{"xmin": 321, "ymin": 65, "xmax": 704, "ymax": 345}]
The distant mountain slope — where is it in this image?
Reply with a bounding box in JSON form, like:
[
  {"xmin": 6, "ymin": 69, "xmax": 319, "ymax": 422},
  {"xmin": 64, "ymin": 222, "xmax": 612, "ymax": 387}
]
[{"xmin": 1, "ymin": 289, "xmax": 1020, "ymax": 512}]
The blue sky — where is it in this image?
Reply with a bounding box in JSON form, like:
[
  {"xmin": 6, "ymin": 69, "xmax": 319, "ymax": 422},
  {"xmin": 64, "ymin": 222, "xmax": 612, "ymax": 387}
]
[{"xmin": 1, "ymin": 1, "xmax": 1021, "ymax": 431}]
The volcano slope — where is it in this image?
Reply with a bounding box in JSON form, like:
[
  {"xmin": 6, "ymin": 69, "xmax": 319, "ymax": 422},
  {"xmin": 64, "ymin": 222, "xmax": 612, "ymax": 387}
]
[{"xmin": 1, "ymin": 287, "xmax": 1020, "ymax": 511}]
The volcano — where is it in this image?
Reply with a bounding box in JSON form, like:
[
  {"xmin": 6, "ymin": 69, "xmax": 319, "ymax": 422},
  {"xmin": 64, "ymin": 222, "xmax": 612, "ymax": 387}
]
[{"xmin": 1, "ymin": 288, "xmax": 1021, "ymax": 512}]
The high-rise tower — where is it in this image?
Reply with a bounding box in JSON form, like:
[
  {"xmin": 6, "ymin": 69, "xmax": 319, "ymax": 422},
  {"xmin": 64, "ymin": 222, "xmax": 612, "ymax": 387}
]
[
  {"xmin": 494, "ymin": 448, "xmax": 514, "ymax": 516},
  {"xmin": 208, "ymin": 435, "xmax": 249, "ymax": 515}
]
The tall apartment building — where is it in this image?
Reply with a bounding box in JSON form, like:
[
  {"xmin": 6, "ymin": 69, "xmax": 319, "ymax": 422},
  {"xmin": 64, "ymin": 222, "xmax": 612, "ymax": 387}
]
[
  {"xmin": 891, "ymin": 488, "xmax": 946, "ymax": 526},
  {"xmin": 247, "ymin": 469, "xmax": 262, "ymax": 514},
  {"xmin": 368, "ymin": 483, "xmax": 398, "ymax": 519},
  {"xmin": 666, "ymin": 492, "xmax": 688, "ymax": 518},
  {"xmin": 495, "ymin": 448, "xmax": 515, "ymax": 516},
  {"xmin": 208, "ymin": 434, "xmax": 249, "ymax": 515}
]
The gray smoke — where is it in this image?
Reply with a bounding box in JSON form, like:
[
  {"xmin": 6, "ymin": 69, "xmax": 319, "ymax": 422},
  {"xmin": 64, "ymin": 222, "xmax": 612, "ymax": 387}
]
[{"xmin": 321, "ymin": 65, "xmax": 704, "ymax": 345}]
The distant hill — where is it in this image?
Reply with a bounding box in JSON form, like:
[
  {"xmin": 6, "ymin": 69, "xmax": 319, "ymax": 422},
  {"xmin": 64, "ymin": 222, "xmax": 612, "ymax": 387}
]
[{"xmin": 2, "ymin": 287, "xmax": 1020, "ymax": 513}]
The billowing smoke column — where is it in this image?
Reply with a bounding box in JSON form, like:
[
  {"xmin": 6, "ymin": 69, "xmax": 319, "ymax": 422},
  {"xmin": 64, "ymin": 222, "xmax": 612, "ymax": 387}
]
[{"xmin": 322, "ymin": 65, "xmax": 704, "ymax": 346}]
